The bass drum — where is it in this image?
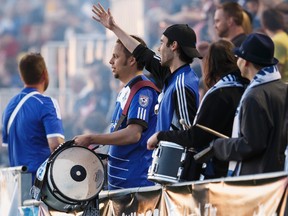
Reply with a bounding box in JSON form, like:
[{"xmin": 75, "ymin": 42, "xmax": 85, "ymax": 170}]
[{"xmin": 41, "ymin": 145, "xmax": 105, "ymax": 212}]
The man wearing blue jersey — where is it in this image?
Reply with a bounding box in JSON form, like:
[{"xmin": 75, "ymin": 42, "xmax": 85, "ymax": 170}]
[
  {"xmin": 92, "ymin": 3, "xmax": 201, "ymax": 132},
  {"xmin": 74, "ymin": 35, "xmax": 159, "ymax": 190},
  {"xmin": 2, "ymin": 53, "xmax": 65, "ymax": 182}
]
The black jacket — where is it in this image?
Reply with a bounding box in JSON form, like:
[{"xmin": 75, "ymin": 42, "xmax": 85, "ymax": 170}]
[{"xmin": 213, "ymin": 80, "xmax": 288, "ymax": 175}]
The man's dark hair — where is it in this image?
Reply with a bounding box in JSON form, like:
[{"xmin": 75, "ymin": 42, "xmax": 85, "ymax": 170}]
[
  {"xmin": 217, "ymin": 2, "xmax": 244, "ymax": 26},
  {"xmin": 116, "ymin": 35, "xmax": 147, "ymax": 70},
  {"xmin": 166, "ymin": 38, "xmax": 193, "ymax": 64}
]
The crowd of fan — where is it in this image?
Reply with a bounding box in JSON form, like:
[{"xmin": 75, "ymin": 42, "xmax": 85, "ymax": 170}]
[{"xmin": 0, "ymin": 0, "xmax": 108, "ymax": 88}]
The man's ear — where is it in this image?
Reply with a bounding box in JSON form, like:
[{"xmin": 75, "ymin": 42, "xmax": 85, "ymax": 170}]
[
  {"xmin": 227, "ymin": 16, "xmax": 233, "ymax": 27},
  {"xmin": 244, "ymin": 59, "xmax": 250, "ymax": 67},
  {"xmin": 129, "ymin": 56, "xmax": 137, "ymax": 66},
  {"xmin": 41, "ymin": 70, "xmax": 48, "ymax": 81},
  {"xmin": 171, "ymin": 41, "xmax": 178, "ymax": 51}
]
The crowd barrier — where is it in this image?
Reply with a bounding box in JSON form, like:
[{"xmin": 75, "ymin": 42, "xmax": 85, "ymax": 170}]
[
  {"xmin": 0, "ymin": 166, "xmax": 287, "ymax": 216},
  {"xmin": 98, "ymin": 171, "xmax": 287, "ymax": 216},
  {"xmin": 0, "ymin": 166, "xmax": 32, "ymax": 216}
]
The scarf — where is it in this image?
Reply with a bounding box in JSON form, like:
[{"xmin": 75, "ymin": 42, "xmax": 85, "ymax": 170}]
[
  {"xmin": 193, "ymin": 73, "xmax": 244, "ymax": 125},
  {"xmin": 228, "ymin": 65, "xmax": 281, "ymax": 176}
]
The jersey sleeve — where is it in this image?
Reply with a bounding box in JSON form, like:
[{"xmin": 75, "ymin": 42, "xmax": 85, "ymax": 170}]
[
  {"xmin": 173, "ymin": 86, "xmax": 198, "ymax": 128},
  {"xmin": 41, "ymin": 97, "xmax": 65, "ymax": 139},
  {"xmin": 133, "ymin": 44, "xmax": 170, "ymax": 89},
  {"xmin": 126, "ymin": 87, "xmax": 156, "ymax": 130}
]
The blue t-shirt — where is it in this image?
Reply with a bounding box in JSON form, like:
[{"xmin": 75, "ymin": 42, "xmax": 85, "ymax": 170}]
[
  {"xmin": 2, "ymin": 88, "xmax": 64, "ymax": 179},
  {"xmin": 108, "ymin": 75, "xmax": 158, "ymax": 190}
]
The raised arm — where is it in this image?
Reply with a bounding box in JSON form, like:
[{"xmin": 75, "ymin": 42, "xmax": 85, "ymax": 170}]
[{"xmin": 92, "ymin": 3, "xmax": 139, "ymax": 53}]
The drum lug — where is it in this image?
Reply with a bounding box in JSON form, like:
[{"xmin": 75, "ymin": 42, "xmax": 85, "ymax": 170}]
[
  {"xmin": 180, "ymin": 152, "xmax": 186, "ymax": 163},
  {"xmin": 42, "ymin": 195, "xmax": 48, "ymax": 200},
  {"xmin": 154, "ymin": 148, "xmax": 162, "ymax": 158},
  {"xmin": 152, "ymin": 163, "xmax": 158, "ymax": 173},
  {"xmin": 177, "ymin": 167, "xmax": 184, "ymax": 179},
  {"xmin": 53, "ymin": 188, "xmax": 59, "ymax": 194}
]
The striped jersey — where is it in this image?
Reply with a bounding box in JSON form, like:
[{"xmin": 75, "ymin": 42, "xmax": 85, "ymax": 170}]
[
  {"xmin": 156, "ymin": 64, "xmax": 199, "ymax": 131},
  {"xmin": 108, "ymin": 75, "xmax": 158, "ymax": 190},
  {"xmin": 2, "ymin": 87, "xmax": 64, "ymax": 179}
]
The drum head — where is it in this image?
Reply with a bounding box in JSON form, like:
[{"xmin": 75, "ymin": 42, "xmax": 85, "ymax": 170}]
[{"xmin": 50, "ymin": 146, "xmax": 105, "ymax": 202}]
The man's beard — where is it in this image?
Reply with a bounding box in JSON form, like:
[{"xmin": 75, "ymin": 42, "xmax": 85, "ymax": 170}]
[{"xmin": 218, "ymin": 27, "xmax": 229, "ymax": 38}]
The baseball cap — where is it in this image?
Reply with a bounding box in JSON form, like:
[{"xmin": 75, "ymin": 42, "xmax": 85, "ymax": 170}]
[{"xmin": 163, "ymin": 24, "xmax": 202, "ymax": 59}]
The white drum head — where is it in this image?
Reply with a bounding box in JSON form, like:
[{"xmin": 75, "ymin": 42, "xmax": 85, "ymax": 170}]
[{"xmin": 51, "ymin": 146, "xmax": 104, "ymax": 201}]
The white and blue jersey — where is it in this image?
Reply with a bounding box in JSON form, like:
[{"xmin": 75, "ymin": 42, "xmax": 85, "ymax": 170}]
[
  {"xmin": 108, "ymin": 75, "xmax": 158, "ymax": 190},
  {"xmin": 2, "ymin": 88, "xmax": 64, "ymax": 179}
]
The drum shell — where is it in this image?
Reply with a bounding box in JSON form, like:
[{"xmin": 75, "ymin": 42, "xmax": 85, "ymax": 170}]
[
  {"xmin": 148, "ymin": 141, "xmax": 186, "ymax": 184},
  {"xmin": 41, "ymin": 176, "xmax": 87, "ymax": 212},
  {"xmin": 147, "ymin": 141, "xmax": 202, "ymax": 184},
  {"xmin": 41, "ymin": 145, "xmax": 105, "ymax": 212}
]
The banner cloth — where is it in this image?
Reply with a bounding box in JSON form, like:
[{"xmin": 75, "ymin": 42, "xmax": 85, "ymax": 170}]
[
  {"xmin": 98, "ymin": 171, "xmax": 287, "ymax": 216},
  {"xmin": 1, "ymin": 169, "xmax": 287, "ymax": 215}
]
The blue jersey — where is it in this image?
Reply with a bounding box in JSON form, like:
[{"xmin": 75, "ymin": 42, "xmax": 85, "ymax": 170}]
[
  {"xmin": 2, "ymin": 88, "xmax": 64, "ymax": 178},
  {"xmin": 108, "ymin": 75, "xmax": 158, "ymax": 190},
  {"xmin": 156, "ymin": 65, "xmax": 199, "ymax": 131},
  {"xmin": 133, "ymin": 45, "xmax": 199, "ymax": 132}
]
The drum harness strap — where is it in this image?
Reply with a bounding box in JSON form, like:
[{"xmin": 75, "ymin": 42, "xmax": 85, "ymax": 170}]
[
  {"xmin": 113, "ymin": 79, "xmax": 160, "ymax": 132},
  {"xmin": 90, "ymin": 79, "xmax": 159, "ymax": 154}
]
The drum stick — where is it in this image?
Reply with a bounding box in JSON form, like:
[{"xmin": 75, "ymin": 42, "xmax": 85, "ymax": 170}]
[
  {"xmin": 195, "ymin": 124, "xmax": 229, "ymax": 139},
  {"xmin": 179, "ymin": 119, "xmax": 191, "ymax": 130}
]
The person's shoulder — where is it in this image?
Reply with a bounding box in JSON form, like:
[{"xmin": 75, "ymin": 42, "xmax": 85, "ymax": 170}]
[
  {"xmin": 232, "ymin": 33, "xmax": 247, "ymax": 47},
  {"xmin": 213, "ymin": 86, "xmax": 244, "ymax": 104},
  {"xmin": 33, "ymin": 94, "xmax": 60, "ymax": 109},
  {"xmin": 33, "ymin": 93, "xmax": 53, "ymax": 102}
]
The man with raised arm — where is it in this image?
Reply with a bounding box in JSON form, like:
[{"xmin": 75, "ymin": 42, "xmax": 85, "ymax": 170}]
[
  {"xmin": 91, "ymin": 3, "xmax": 202, "ymax": 181},
  {"xmin": 74, "ymin": 35, "xmax": 159, "ymax": 190}
]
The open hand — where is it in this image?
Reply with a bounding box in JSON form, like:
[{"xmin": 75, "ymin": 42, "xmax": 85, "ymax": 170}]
[{"xmin": 92, "ymin": 3, "xmax": 116, "ymax": 30}]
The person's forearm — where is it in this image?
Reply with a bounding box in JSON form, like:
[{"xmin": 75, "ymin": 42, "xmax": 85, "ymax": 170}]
[
  {"xmin": 110, "ymin": 23, "xmax": 140, "ymax": 53},
  {"xmin": 89, "ymin": 124, "xmax": 143, "ymax": 146},
  {"xmin": 48, "ymin": 136, "xmax": 65, "ymax": 152}
]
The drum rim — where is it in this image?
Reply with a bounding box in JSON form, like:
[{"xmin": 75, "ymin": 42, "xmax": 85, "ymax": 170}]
[
  {"xmin": 46, "ymin": 163, "xmax": 79, "ymax": 205},
  {"xmin": 158, "ymin": 140, "xmax": 184, "ymax": 150},
  {"xmin": 49, "ymin": 145, "xmax": 105, "ymax": 202},
  {"xmin": 147, "ymin": 173, "xmax": 179, "ymax": 184}
]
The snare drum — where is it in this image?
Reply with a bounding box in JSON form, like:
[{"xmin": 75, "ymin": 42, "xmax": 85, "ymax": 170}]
[
  {"xmin": 41, "ymin": 145, "xmax": 105, "ymax": 212},
  {"xmin": 148, "ymin": 141, "xmax": 187, "ymax": 184}
]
